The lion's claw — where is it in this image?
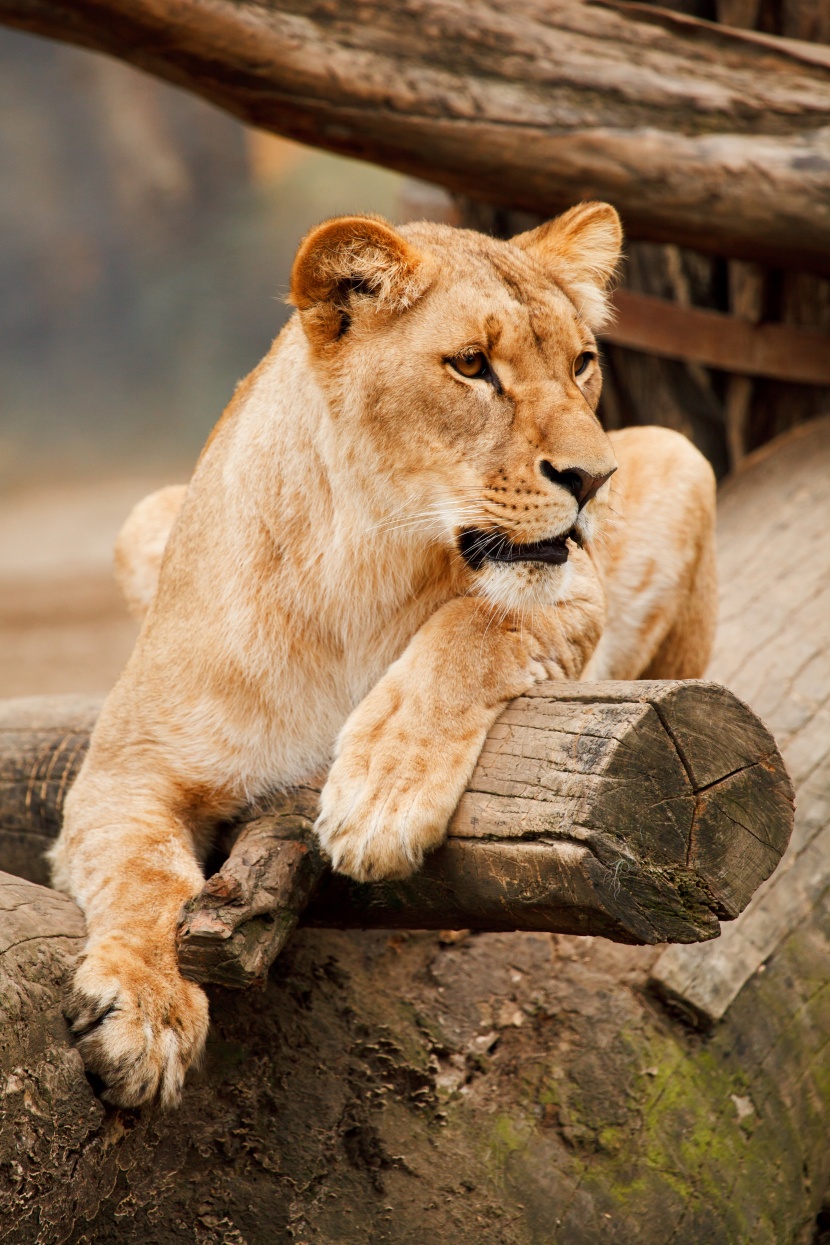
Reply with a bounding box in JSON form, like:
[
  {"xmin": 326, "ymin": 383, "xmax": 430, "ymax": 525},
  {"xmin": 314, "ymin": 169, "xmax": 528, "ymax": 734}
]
[{"xmin": 66, "ymin": 939, "xmax": 209, "ymax": 1108}]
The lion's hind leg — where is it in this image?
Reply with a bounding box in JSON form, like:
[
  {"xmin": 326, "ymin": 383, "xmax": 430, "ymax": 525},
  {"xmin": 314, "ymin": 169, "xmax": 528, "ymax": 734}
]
[
  {"xmin": 638, "ymin": 517, "xmax": 717, "ymax": 679},
  {"xmin": 115, "ymin": 484, "xmax": 187, "ymax": 620},
  {"xmin": 585, "ymin": 425, "xmax": 717, "ymax": 682}
]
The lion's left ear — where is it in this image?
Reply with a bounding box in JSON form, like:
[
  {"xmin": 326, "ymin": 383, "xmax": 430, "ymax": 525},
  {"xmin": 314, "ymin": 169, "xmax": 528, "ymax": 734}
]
[
  {"xmin": 512, "ymin": 202, "xmax": 622, "ymax": 330},
  {"xmin": 290, "ymin": 214, "xmax": 428, "ymax": 346}
]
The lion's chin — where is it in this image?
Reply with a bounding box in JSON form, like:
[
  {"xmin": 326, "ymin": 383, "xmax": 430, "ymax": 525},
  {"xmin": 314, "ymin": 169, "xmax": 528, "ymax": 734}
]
[{"xmin": 475, "ymin": 559, "xmax": 575, "ymax": 615}]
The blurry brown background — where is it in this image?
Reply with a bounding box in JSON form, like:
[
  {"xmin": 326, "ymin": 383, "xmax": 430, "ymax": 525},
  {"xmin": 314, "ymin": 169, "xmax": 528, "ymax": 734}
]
[{"xmin": 0, "ymin": 26, "xmax": 403, "ymax": 697}]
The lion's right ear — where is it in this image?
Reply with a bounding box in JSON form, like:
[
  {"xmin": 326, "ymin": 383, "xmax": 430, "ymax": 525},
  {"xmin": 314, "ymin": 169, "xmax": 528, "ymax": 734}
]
[
  {"xmin": 290, "ymin": 215, "xmax": 428, "ymax": 346},
  {"xmin": 512, "ymin": 202, "xmax": 622, "ymax": 330}
]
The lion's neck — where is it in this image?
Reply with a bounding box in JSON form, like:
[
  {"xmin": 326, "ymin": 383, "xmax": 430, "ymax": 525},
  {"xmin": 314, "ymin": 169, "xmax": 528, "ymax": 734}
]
[
  {"xmin": 222, "ymin": 322, "xmax": 455, "ymax": 642},
  {"xmin": 148, "ymin": 323, "xmax": 458, "ymax": 786}
]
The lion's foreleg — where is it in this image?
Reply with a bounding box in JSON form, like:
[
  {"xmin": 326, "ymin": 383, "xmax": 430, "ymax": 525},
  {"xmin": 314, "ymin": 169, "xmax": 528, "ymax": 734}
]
[
  {"xmin": 316, "ymin": 549, "xmax": 605, "ymax": 882},
  {"xmin": 50, "ymin": 696, "xmax": 222, "ymax": 1108}
]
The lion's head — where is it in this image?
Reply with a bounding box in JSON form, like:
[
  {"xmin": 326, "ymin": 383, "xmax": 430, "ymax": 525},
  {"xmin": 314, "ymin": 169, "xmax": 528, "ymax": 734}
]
[{"xmin": 290, "ymin": 202, "xmax": 621, "ymax": 611}]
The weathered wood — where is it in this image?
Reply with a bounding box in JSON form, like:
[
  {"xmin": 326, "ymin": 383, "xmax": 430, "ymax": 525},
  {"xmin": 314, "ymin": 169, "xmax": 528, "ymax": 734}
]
[
  {"xmin": 650, "ymin": 414, "xmax": 830, "ymax": 1025},
  {"xmin": 176, "ymin": 790, "xmax": 325, "ymax": 989},
  {"xmin": 0, "ymin": 871, "xmax": 103, "ymax": 1243},
  {"xmin": 2, "ymin": 0, "xmax": 830, "ymax": 272},
  {"xmin": 305, "ymin": 680, "xmax": 791, "ymax": 928},
  {"xmin": 0, "ymin": 694, "xmax": 98, "ymax": 886},
  {"xmin": 607, "ymin": 289, "xmax": 830, "ymax": 385},
  {"xmin": 0, "ymin": 681, "xmax": 793, "ymax": 989}
]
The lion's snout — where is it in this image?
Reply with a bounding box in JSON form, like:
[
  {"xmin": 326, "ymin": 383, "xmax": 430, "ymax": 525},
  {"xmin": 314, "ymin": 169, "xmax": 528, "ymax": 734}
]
[{"xmin": 538, "ymin": 459, "xmax": 616, "ymax": 510}]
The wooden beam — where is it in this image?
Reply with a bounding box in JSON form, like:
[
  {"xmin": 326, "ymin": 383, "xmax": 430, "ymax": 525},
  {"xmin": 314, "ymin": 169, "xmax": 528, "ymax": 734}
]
[
  {"xmin": 604, "ymin": 289, "xmax": 830, "ymax": 384},
  {"xmin": 0, "ymin": 680, "xmax": 794, "ymax": 988},
  {"xmin": 1, "ymin": 0, "xmax": 830, "ymax": 271}
]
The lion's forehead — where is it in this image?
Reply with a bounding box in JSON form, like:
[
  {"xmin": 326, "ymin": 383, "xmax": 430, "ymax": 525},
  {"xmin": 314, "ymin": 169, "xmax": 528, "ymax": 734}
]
[
  {"xmin": 421, "ymin": 279, "xmax": 586, "ymax": 372},
  {"xmin": 408, "ymin": 241, "xmax": 586, "ymax": 363}
]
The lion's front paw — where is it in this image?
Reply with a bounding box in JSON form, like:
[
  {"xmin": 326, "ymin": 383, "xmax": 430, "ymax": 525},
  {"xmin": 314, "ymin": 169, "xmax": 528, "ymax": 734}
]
[
  {"xmin": 316, "ymin": 730, "xmax": 474, "ymax": 883},
  {"xmin": 66, "ymin": 936, "xmax": 209, "ymax": 1108},
  {"xmin": 316, "ymin": 782, "xmax": 446, "ymax": 883}
]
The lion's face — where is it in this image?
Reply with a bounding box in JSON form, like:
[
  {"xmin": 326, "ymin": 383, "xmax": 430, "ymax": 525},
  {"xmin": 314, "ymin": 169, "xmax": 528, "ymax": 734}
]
[{"xmin": 291, "ymin": 205, "xmax": 621, "ymax": 610}]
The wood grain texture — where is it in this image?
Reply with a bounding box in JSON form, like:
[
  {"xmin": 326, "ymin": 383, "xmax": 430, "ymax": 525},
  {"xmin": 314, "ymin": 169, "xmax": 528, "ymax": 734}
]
[
  {"xmin": 0, "ymin": 681, "xmax": 793, "ymax": 988},
  {"xmin": 305, "ymin": 681, "xmax": 791, "ymax": 931},
  {"xmin": 177, "ymin": 792, "xmax": 324, "ymax": 989},
  {"xmin": 0, "ymin": 694, "xmax": 99, "ymax": 885},
  {"xmin": 650, "ymin": 414, "xmax": 830, "ymax": 1024},
  {"xmin": 1, "ymin": 0, "xmax": 830, "ymax": 271},
  {"xmin": 607, "ymin": 289, "xmax": 830, "ymax": 385}
]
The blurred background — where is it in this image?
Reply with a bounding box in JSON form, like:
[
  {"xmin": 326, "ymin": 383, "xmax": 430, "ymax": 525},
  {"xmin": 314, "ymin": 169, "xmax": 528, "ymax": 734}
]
[{"xmin": 0, "ymin": 27, "xmax": 407, "ymax": 697}]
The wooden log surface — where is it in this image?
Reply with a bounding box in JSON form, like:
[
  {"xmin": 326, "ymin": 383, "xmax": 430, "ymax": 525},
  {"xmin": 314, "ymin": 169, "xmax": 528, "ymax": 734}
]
[
  {"xmin": 0, "ymin": 679, "xmax": 793, "ymax": 989},
  {"xmin": 172, "ymin": 677, "xmax": 796, "ymax": 983},
  {"xmin": 2, "ymin": 0, "xmax": 830, "ymax": 272},
  {"xmin": 650, "ymin": 413, "xmax": 830, "ymax": 1025},
  {"xmin": 608, "ymin": 289, "xmax": 830, "ymax": 386}
]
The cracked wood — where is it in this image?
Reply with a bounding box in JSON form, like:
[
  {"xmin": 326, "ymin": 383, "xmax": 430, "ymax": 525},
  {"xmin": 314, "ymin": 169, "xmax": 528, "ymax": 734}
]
[
  {"xmin": 0, "ymin": 678, "xmax": 793, "ymax": 987},
  {"xmin": 1, "ymin": 0, "xmax": 830, "ymax": 271}
]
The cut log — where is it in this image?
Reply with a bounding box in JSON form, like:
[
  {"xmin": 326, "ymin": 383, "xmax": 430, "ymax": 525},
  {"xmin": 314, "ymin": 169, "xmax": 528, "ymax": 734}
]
[
  {"xmin": 2, "ymin": 0, "xmax": 830, "ymax": 272},
  {"xmin": 0, "ymin": 680, "xmax": 793, "ymax": 989},
  {"xmin": 170, "ymin": 675, "xmax": 798, "ymax": 982}
]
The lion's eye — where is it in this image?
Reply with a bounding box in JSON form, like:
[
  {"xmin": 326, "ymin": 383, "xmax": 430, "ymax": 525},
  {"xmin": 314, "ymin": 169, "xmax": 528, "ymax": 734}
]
[
  {"xmin": 452, "ymin": 351, "xmax": 489, "ymax": 379},
  {"xmin": 574, "ymin": 351, "xmax": 595, "ymax": 378}
]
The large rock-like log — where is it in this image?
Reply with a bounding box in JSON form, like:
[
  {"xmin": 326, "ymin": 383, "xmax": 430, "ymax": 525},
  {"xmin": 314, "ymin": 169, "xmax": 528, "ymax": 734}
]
[
  {"xmin": 2, "ymin": 0, "xmax": 830, "ymax": 272},
  {"xmin": 0, "ymin": 680, "xmax": 792, "ymax": 990},
  {"xmin": 1, "ymin": 418, "xmax": 829, "ymax": 1245}
]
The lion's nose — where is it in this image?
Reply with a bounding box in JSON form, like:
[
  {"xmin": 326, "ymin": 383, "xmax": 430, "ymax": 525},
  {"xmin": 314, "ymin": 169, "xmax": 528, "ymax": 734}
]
[{"xmin": 539, "ymin": 461, "xmax": 616, "ymax": 510}]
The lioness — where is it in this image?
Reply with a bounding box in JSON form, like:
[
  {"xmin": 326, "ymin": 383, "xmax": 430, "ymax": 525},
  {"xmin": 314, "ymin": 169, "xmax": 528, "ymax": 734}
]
[{"xmin": 52, "ymin": 203, "xmax": 716, "ymax": 1108}]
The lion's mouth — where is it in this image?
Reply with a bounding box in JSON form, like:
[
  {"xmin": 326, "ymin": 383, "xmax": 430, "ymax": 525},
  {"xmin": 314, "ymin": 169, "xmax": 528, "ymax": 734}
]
[{"xmin": 458, "ymin": 527, "xmax": 582, "ymax": 571}]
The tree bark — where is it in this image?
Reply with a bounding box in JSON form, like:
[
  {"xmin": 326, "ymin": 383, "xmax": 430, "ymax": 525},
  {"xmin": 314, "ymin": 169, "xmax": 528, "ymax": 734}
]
[
  {"xmin": 1, "ymin": 418, "xmax": 829, "ymax": 1244},
  {"xmin": 1, "ymin": 0, "xmax": 830, "ymax": 273},
  {"xmin": 604, "ymin": 0, "xmax": 830, "ymax": 475},
  {"xmin": 0, "ymin": 679, "xmax": 793, "ymax": 989}
]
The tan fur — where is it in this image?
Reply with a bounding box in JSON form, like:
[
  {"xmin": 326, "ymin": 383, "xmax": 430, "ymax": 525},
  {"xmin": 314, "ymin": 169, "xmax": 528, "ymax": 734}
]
[
  {"xmin": 115, "ymin": 484, "xmax": 187, "ymax": 619},
  {"xmin": 52, "ymin": 203, "xmax": 716, "ymax": 1107}
]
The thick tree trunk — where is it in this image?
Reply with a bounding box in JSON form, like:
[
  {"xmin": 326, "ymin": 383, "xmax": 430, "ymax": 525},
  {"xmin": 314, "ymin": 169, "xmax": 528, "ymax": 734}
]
[
  {"xmin": 0, "ymin": 417, "xmax": 829, "ymax": 1244},
  {"xmin": 1, "ymin": 0, "xmax": 830, "ymax": 273}
]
